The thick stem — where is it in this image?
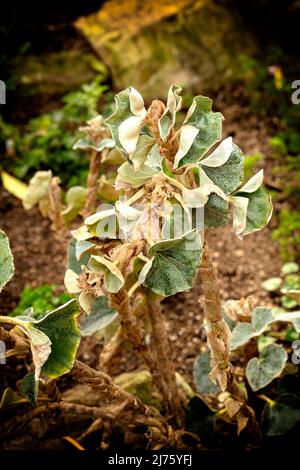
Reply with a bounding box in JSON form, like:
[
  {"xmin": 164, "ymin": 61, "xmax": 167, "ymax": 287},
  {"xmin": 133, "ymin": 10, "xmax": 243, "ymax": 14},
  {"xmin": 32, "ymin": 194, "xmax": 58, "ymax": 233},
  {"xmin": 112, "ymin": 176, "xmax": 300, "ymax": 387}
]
[
  {"xmin": 148, "ymin": 296, "xmax": 183, "ymax": 423},
  {"xmin": 109, "ymin": 288, "xmax": 172, "ymax": 417},
  {"xmin": 200, "ymin": 243, "xmax": 260, "ymax": 435},
  {"xmin": 48, "ymin": 176, "xmax": 65, "ymax": 237},
  {"xmin": 200, "ymin": 244, "xmax": 243, "ymax": 398},
  {"xmin": 83, "ymin": 150, "xmax": 102, "ymax": 217}
]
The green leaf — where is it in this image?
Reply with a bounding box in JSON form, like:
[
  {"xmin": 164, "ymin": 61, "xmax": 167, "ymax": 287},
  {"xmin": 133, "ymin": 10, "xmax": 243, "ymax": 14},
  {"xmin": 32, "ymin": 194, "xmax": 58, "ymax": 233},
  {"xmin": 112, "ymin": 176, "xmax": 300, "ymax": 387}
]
[
  {"xmin": 106, "ymin": 87, "xmax": 146, "ymax": 155},
  {"xmin": 174, "ymin": 96, "xmax": 223, "ymax": 168},
  {"xmin": 262, "ymin": 394, "xmax": 300, "ymax": 436},
  {"xmin": 88, "ymin": 255, "xmax": 124, "ymax": 293},
  {"xmin": 193, "ymin": 351, "xmax": 220, "ymax": 394},
  {"xmin": 34, "ymin": 299, "xmax": 81, "ymax": 378},
  {"xmin": 281, "ymin": 295, "xmax": 298, "ymax": 309},
  {"xmin": 0, "ymin": 388, "xmax": 25, "ymax": 411},
  {"xmin": 0, "ymin": 230, "xmax": 14, "ymax": 292},
  {"xmin": 230, "ymin": 307, "xmax": 274, "ymax": 350},
  {"xmin": 282, "ymin": 262, "xmax": 299, "ymax": 275},
  {"xmin": 202, "ymin": 143, "xmax": 244, "ymax": 195},
  {"xmin": 73, "ymin": 137, "xmax": 115, "ymax": 152},
  {"xmin": 116, "ymin": 146, "xmax": 161, "ymax": 189},
  {"xmin": 204, "ymin": 194, "xmax": 229, "ymax": 229},
  {"xmin": 19, "ymin": 372, "xmax": 37, "ymax": 406},
  {"xmin": 23, "ymin": 170, "xmax": 52, "ymax": 210},
  {"xmin": 130, "ymin": 134, "xmax": 156, "ymax": 171},
  {"xmin": 185, "ymin": 396, "xmax": 216, "ymax": 444},
  {"xmin": 67, "ymin": 239, "xmax": 90, "ymax": 275},
  {"xmin": 235, "ymin": 186, "xmax": 272, "ymax": 235},
  {"xmin": 140, "ymin": 230, "xmax": 202, "ymax": 296},
  {"xmin": 62, "ymin": 186, "xmax": 87, "ymax": 222},
  {"xmin": 246, "ymin": 344, "xmax": 288, "ymax": 391},
  {"xmin": 261, "ymin": 277, "xmax": 282, "ymax": 292},
  {"xmin": 158, "ymin": 85, "xmax": 182, "ymax": 141},
  {"xmin": 80, "ymin": 296, "xmax": 118, "ymax": 336}
]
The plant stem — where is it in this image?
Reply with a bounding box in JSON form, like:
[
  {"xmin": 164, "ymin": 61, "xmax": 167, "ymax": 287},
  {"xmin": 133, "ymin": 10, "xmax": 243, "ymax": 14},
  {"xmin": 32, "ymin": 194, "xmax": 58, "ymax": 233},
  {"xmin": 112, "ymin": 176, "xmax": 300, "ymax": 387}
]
[
  {"xmin": 148, "ymin": 296, "xmax": 183, "ymax": 424},
  {"xmin": 83, "ymin": 150, "xmax": 101, "ymax": 217},
  {"xmin": 109, "ymin": 288, "xmax": 173, "ymax": 418},
  {"xmin": 199, "ymin": 243, "xmax": 244, "ymax": 399},
  {"xmin": 200, "ymin": 242, "xmax": 261, "ymax": 435},
  {"xmin": 48, "ymin": 176, "xmax": 65, "ymax": 236}
]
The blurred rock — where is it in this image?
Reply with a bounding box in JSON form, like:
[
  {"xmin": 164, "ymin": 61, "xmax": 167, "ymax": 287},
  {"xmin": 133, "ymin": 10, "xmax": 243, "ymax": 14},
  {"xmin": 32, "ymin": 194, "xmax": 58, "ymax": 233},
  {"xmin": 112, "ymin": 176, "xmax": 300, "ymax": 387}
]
[
  {"xmin": 11, "ymin": 50, "xmax": 107, "ymax": 97},
  {"xmin": 75, "ymin": 0, "xmax": 258, "ymax": 97}
]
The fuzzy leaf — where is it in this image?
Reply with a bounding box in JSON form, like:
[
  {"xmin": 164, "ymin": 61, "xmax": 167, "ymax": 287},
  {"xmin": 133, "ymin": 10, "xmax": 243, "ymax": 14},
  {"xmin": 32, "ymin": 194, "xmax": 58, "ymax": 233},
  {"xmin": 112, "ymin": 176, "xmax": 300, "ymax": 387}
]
[
  {"xmin": 262, "ymin": 277, "xmax": 282, "ymax": 292},
  {"xmin": 80, "ymin": 296, "xmax": 118, "ymax": 336},
  {"xmin": 32, "ymin": 299, "xmax": 81, "ymax": 378},
  {"xmin": 88, "ymin": 255, "xmax": 124, "ymax": 293},
  {"xmin": 116, "ymin": 146, "xmax": 161, "ymax": 189},
  {"xmin": 282, "ymin": 262, "xmax": 299, "ymax": 275},
  {"xmin": 174, "ymin": 96, "xmax": 223, "ymax": 168},
  {"xmin": 202, "ymin": 144, "xmax": 244, "ymax": 195},
  {"xmin": 204, "ymin": 194, "xmax": 229, "ymax": 229},
  {"xmin": 262, "ymin": 394, "xmax": 300, "ymax": 436},
  {"xmin": 246, "ymin": 344, "xmax": 288, "ymax": 391},
  {"xmin": 19, "ymin": 372, "xmax": 37, "ymax": 406},
  {"xmin": 130, "ymin": 134, "xmax": 156, "ymax": 171},
  {"xmin": 62, "ymin": 186, "xmax": 86, "ymax": 222},
  {"xmin": 23, "ymin": 171, "xmax": 52, "ymax": 210},
  {"xmin": 231, "ymin": 307, "xmax": 300, "ymax": 350},
  {"xmin": 106, "ymin": 87, "xmax": 146, "ymax": 155},
  {"xmin": 140, "ymin": 230, "xmax": 202, "ymax": 296},
  {"xmin": 73, "ymin": 137, "xmax": 115, "ymax": 152},
  {"xmin": 193, "ymin": 351, "xmax": 220, "ymax": 394},
  {"xmin": 232, "ymin": 185, "xmax": 272, "ymax": 236},
  {"xmin": 67, "ymin": 239, "xmax": 90, "ymax": 275},
  {"xmin": 158, "ymin": 85, "xmax": 182, "ymax": 141},
  {"xmin": 0, "ymin": 230, "xmax": 14, "ymax": 293}
]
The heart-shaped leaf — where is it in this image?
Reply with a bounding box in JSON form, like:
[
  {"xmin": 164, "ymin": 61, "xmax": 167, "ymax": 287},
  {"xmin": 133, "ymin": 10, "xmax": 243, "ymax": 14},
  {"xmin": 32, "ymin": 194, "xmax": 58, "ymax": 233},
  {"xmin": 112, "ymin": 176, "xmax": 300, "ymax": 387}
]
[
  {"xmin": 202, "ymin": 143, "xmax": 244, "ymax": 195},
  {"xmin": 140, "ymin": 230, "xmax": 202, "ymax": 296},
  {"xmin": 88, "ymin": 255, "xmax": 124, "ymax": 293},
  {"xmin": 246, "ymin": 344, "xmax": 288, "ymax": 391},
  {"xmin": 0, "ymin": 230, "xmax": 14, "ymax": 292},
  {"xmin": 80, "ymin": 296, "xmax": 118, "ymax": 336},
  {"xmin": 193, "ymin": 351, "xmax": 220, "ymax": 394},
  {"xmin": 261, "ymin": 393, "xmax": 300, "ymax": 436}
]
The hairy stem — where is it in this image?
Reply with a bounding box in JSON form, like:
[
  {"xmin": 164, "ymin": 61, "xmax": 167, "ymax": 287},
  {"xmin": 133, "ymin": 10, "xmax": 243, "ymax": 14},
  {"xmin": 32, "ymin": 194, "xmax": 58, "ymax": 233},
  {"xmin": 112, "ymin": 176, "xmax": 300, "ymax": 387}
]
[
  {"xmin": 109, "ymin": 288, "xmax": 173, "ymax": 418},
  {"xmin": 148, "ymin": 296, "xmax": 183, "ymax": 424},
  {"xmin": 48, "ymin": 176, "xmax": 65, "ymax": 236},
  {"xmin": 200, "ymin": 243, "xmax": 260, "ymax": 434},
  {"xmin": 84, "ymin": 150, "xmax": 102, "ymax": 217}
]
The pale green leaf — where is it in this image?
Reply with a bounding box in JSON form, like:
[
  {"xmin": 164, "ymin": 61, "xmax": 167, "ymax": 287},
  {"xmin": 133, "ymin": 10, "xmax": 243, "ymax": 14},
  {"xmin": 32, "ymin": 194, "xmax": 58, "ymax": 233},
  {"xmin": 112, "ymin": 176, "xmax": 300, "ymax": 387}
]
[
  {"xmin": 174, "ymin": 96, "xmax": 223, "ymax": 168},
  {"xmin": 261, "ymin": 277, "xmax": 282, "ymax": 292},
  {"xmin": 193, "ymin": 351, "xmax": 220, "ymax": 394},
  {"xmin": 88, "ymin": 255, "xmax": 124, "ymax": 293},
  {"xmin": 246, "ymin": 344, "xmax": 288, "ymax": 391},
  {"xmin": 0, "ymin": 230, "xmax": 14, "ymax": 293},
  {"xmin": 141, "ymin": 230, "xmax": 202, "ymax": 296},
  {"xmin": 202, "ymin": 144, "xmax": 244, "ymax": 195},
  {"xmin": 130, "ymin": 134, "xmax": 156, "ymax": 171},
  {"xmin": 23, "ymin": 171, "xmax": 52, "ymax": 210},
  {"xmin": 158, "ymin": 84, "xmax": 182, "ymax": 141},
  {"xmin": 262, "ymin": 394, "xmax": 300, "ymax": 436},
  {"xmin": 80, "ymin": 296, "xmax": 118, "ymax": 336}
]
